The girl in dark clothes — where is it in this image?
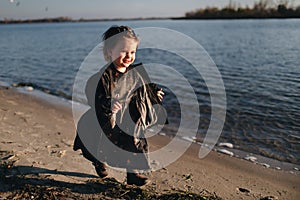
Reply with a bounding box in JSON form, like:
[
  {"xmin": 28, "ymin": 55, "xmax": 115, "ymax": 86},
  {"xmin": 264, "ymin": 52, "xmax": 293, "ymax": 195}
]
[{"xmin": 74, "ymin": 25, "xmax": 165, "ymax": 186}]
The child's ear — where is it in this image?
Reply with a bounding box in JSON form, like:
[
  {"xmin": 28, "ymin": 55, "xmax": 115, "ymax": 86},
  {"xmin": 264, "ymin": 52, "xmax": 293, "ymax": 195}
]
[
  {"xmin": 104, "ymin": 49, "xmax": 112, "ymax": 61},
  {"xmin": 105, "ymin": 50, "xmax": 111, "ymax": 61},
  {"xmin": 107, "ymin": 49, "xmax": 113, "ymax": 57}
]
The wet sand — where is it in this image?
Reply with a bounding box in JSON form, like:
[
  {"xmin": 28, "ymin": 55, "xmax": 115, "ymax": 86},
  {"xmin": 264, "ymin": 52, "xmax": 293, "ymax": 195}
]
[{"xmin": 0, "ymin": 86, "xmax": 299, "ymax": 199}]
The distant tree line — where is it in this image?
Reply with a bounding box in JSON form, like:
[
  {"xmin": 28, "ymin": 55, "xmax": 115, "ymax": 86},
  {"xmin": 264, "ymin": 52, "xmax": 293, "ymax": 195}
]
[
  {"xmin": 0, "ymin": 17, "xmax": 74, "ymax": 24},
  {"xmin": 182, "ymin": 0, "xmax": 300, "ymax": 19},
  {"xmin": 0, "ymin": 16, "xmax": 167, "ymax": 24}
]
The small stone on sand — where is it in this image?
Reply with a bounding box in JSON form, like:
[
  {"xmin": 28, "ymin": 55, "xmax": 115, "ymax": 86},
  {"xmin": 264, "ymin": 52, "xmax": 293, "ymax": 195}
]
[
  {"xmin": 244, "ymin": 156, "xmax": 257, "ymax": 162},
  {"xmin": 218, "ymin": 142, "xmax": 233, "ymax": 148},
  {"xmin": 25, "ymin": 86, "xmax": 34, "ymax": 91},
  {"xmin": 217, "ymin": 149, "xmax": 234, "ymax": 156}
]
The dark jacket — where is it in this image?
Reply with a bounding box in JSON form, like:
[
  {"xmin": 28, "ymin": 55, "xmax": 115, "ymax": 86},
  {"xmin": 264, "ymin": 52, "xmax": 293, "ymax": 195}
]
[{"xmin": 74, "ymin": 63, "xmax": 166, "ymax": 170}]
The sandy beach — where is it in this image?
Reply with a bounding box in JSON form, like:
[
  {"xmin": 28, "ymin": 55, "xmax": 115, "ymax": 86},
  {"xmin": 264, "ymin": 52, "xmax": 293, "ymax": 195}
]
[{"xmin": 0, "ymin": 86, "xmax": 299, "ymax": 200}]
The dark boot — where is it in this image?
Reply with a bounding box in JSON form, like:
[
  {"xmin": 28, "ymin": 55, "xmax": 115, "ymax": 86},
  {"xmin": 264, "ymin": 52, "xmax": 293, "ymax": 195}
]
[
  {"xmin": 127, "ymin": 172, "xmax": 149, "ymax": 186},
  {"xmin": 93, "ymin": 161, "xmax": 108, "ymax": 178}
]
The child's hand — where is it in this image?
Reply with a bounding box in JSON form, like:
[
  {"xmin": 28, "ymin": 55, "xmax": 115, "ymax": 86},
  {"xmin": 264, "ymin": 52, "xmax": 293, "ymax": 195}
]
[
  {"xmin": 112, "ymin": 94, "xmax": 122, "ymax": 114},
  {"xmin": 112, "ymin": 101, "xmax": 122, "ymax": 113},
  {"xmin": 157, "ymin": 88, "xmax": 164, "ymax": 102}
]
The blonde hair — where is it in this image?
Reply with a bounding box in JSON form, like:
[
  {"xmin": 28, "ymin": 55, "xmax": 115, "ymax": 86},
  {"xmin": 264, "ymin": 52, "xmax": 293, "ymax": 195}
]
[{"xmin": 102, "ymin": 25, "xmax": 139, "ymax": 61}]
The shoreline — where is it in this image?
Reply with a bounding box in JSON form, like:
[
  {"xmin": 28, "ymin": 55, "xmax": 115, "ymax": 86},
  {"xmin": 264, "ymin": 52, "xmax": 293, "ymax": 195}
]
[
  {"xmin": 0, "ymin": 85, "xmax": 299, "ymax": 199},
  {"xmin": 1, "ymin": 16, "xmax": 300, "ymax": 24}
]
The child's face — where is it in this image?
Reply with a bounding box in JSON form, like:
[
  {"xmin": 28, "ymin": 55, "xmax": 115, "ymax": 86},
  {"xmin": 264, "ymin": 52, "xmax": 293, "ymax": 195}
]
[{"xmin": 109, "ymin": 38, "xmax": 138, "ymax": 70}]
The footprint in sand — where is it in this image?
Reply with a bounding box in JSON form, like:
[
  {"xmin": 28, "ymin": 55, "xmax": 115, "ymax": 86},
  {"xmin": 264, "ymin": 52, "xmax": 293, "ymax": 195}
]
[
  {"xmin": 47, "ymin": 145, "xmax": 67, "ymax": 158},
  {"xmin": 13, "ymin": 112, "xmax": 28, "ymax": 123},
  {"xmin": 50, "ymin": 150, "xmax": 66, "ymax": 158},
  {"xmin": 6, "ymin": 100, "xmax": 18, "ymax": 106},
  {"xmin": 14, "ymin": 111, "xmax": 33, "ymax": 123}
]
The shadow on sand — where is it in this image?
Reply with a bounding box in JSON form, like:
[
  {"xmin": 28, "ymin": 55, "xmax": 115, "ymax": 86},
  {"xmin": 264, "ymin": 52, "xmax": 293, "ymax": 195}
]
[{"xmin": 0, "ymin": 164, "xmax": 221, "ymax": 199}]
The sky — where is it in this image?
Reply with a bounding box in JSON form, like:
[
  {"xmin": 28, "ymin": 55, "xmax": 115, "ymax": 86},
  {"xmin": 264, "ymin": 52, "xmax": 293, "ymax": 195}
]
[{"xmin": 1, "ymin": 0, "xmax": 299, "ymax": 20}]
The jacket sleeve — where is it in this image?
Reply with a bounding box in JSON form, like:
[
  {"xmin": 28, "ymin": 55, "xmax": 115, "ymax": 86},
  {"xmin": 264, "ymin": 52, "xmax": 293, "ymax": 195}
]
[
  {"xmin": 135, "ymin": 75, "xmax": 159, "ymax": 129},
  {"xmin": 95, "ymin": 71, "xmax": 113, "ymax": 129},
  {"xmin": 133, "ymin": 64, "xmax": 168, "ymax": 127},
  {"xmin": 145, "ymin": 83, "xmax": 167, "ymax": 125}
]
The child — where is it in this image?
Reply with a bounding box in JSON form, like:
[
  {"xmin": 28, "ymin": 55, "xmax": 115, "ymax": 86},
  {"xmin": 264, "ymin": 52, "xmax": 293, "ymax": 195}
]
[{"xmin": 74, "ymin": 25, "xmax": 165, "ymax": 186}]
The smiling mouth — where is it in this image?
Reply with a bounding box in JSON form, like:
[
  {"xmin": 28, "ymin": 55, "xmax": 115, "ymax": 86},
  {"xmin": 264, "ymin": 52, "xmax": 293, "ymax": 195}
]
[{"xmin": 123, "ymin": 60, "xmax": 132, "ymax": 64}]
